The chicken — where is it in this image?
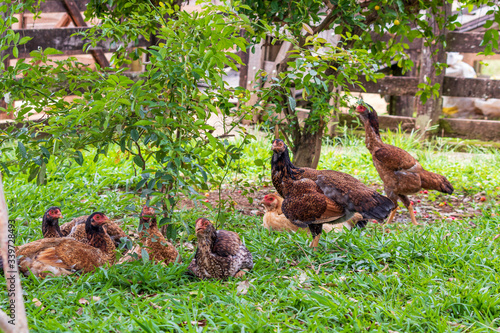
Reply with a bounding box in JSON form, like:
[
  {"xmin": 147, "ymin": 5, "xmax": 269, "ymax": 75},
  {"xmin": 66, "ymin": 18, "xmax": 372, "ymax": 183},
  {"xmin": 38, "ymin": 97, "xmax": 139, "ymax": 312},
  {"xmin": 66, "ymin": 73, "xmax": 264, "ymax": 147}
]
[
  {"xmin": 261, "ymin": 193, "xmax": 305, "ymax": 232},
  {"xmin": 271, "ymin": 139, "xmax": 394, "ymax": 248},
  {"xmin": 4, "ymin": 212, "xmax": 115, "ymax": 277},
  {"xmin": 119, "ymin": 206, "xmax": 180, "ymax": 264},
  {"xmin": 261, "ymin": 193, "xmax": 356, "ymax": 233},
  {"xmin": 65, "ymin": 214, "xmax": 130, "ymax": 247},
  {"xmin": 188, "ymin": 218, "xmax": 253, "ymax": 279},
  {"xmin": 356, "ymin": 103, "xmax": 454, "ymax": 225},
  {"xmin": 41, "ymin": 206, "xmax": 64, "ymax": 238}
]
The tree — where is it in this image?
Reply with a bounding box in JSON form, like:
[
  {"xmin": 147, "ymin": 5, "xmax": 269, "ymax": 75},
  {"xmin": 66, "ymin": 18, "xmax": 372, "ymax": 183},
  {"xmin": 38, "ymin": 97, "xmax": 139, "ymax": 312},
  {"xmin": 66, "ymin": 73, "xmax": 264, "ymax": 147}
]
[
  {"xmin": 0, "ymin": 1, "xmax": 255, "ymax": 235},
  {"xmin": 239, "ymin": 0, "xmax": 500, "ymax": 167}
]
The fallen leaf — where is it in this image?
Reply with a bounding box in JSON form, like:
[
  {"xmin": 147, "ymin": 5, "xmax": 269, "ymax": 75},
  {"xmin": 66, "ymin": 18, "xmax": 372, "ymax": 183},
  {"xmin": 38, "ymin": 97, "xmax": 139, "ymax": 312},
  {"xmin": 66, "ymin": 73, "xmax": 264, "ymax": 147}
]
[
  {"xmin": 236, "ymin": 280, "xmax": 250, "ymax": 295},
  {"xmin": 183, "ymin": 242, "xmax": 194, "ymax": 251},
  {"xmin": 149, "ymin": 302, "xmax": 162, "ymax": 309},
  {"xmin": 448, "ymin": 321, "xmax": 466, "ymax": 329},
  {"xmin": 92, "ymin": 296, "xmax": 101, "ymax": 302},
  {"xmin": 180, "ymin": 320, "xmax": 207, "ymax": 327},
  {"xmin": 494, "ymin": 234, "xmax": 500, "ymax": 241},
  {"xmin": 32, "ymin": 298, "xmax": 42, "ymax": 307},
  {"xmin": 76, "ymin": 307, "xmax": 83, "ymax": 315},
  {"xmin": 78, "ymin": 298, "xmax": 89, "ymax": 305},
  {"xmin": 298, "ymin": 271, "xmax": 307, "ymax": 284}
]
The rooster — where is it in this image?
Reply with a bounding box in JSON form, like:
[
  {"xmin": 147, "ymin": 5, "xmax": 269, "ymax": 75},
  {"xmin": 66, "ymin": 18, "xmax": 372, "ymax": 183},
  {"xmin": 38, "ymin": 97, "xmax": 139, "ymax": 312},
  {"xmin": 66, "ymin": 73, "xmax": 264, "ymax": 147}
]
[
  {"xmin": 356, "ymin": 103, "xmax": 454, "ymax": 225},
  {"xmin": 188, "ymin": 218, "xmax": 253, "ymax": 279},
  {"xmin": 271, "ymin": 139, "xmax": 394, "ymax": 248},
  {"xmin": 41, "ymin": 207, "xmax": 64, "ymax": 238},
  {"xmin": 3, "ymin": 213, "xmax": 115, "ymax": 277},
  {"xmin": 119, "ymin": 206, "xmax": 180, "ymax": 264}
]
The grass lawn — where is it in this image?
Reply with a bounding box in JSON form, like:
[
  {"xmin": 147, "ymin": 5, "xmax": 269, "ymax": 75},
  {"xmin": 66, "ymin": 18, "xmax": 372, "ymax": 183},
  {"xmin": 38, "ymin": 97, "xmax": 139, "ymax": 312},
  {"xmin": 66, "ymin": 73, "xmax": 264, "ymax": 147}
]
[{"xmin": 1, "ymin": 128, "xmax": 500, "ymax": 332}]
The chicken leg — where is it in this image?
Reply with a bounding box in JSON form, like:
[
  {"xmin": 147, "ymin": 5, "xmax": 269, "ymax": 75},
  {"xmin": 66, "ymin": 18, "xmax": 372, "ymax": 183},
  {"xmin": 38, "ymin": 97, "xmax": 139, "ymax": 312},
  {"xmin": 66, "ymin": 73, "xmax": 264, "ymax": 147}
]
[
  {"xmin": 308, "ymin": 224, "xmax": 323, "ymax": 250},
  {"xmin": 408, "ymin": 203, "xmax": 422, "ymax": 226},
  {"xmin": 384, "ymin": 207, "xmax": 399, "ymax": 225}
]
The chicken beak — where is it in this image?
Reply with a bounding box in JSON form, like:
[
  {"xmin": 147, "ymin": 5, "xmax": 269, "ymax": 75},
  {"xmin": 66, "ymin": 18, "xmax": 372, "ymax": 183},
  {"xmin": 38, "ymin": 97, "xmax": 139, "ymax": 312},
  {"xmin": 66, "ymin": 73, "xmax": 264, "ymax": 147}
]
[{"xmin": 56, "ymin": 212, "xmax": 63, "ymax": 219}]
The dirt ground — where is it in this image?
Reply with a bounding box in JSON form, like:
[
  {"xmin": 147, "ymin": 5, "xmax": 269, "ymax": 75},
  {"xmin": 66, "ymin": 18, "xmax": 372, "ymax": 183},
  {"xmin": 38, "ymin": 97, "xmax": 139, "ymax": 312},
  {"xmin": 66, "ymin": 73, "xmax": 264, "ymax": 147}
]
[{"xmin": 178, "ymin": 184, "xmax": 492, "ymax": 226}]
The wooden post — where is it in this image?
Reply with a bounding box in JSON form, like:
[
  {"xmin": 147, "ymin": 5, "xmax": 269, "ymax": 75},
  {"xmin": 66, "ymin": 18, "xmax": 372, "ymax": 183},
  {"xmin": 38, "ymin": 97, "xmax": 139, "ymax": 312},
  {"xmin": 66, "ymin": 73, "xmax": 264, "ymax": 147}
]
[
  {"xmin": 0, "ymin": 173, "xmax": 29, "ymax": 333},
  {"xmin": 63, "ymin": 0, "xmax": 110, "ymax": 68},
  {"xmin": 238, "ymin": 30, "xmax": 249, "ymax": 88},
  {"xmin": 246, "ymin": 40, "xmax": 265, "ymax": 123},
  {"xmin": 415, "ymin": 3, "xmax": 451, "ymax": 132}
]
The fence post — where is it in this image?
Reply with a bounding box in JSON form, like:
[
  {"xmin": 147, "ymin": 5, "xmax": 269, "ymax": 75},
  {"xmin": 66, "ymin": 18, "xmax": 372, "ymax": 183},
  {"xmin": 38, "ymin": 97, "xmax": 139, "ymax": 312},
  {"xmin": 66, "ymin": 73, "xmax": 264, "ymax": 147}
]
[{"xmin": 415, "ymin": 3, "xmax": 451, "ymax": 132}]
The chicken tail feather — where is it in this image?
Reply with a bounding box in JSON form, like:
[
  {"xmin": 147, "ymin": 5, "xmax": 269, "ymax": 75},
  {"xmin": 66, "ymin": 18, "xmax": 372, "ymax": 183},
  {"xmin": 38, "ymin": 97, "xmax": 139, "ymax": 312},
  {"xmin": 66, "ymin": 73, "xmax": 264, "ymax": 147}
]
[
  {"xmin": 359, "ymin": 194, "xmax": 395, "ymax": 221},
  {"xmin": 420, "ymin": 170, "xmax": 454, "ymax": 194}
]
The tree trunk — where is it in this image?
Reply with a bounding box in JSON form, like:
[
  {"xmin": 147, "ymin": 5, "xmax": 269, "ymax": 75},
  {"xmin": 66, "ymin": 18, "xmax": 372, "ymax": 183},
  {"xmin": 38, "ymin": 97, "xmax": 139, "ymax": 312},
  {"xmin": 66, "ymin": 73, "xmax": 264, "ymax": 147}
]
[
  {"xmin": 415, "ymin": 3, "xmax": 451, "ymax": 133},
  {"xmin": 291, "ymin": 120, "xmax": 325, "ymax": 168}
]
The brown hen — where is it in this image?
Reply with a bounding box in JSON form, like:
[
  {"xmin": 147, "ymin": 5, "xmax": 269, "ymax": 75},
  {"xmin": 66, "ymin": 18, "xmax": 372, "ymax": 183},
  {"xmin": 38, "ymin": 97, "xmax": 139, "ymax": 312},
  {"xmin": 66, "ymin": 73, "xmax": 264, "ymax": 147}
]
[
  {"xmin": 119, "ymin": 206, "xmax": 180, "ymax": 264},
  {"xmin": 356, "ymin": 103, "xmax": 454, "ymax": 225},
  {"xmin": 66, "ymin": 214, "xmax": 129, "ymax": 247},
  {"xmin": 261, "ymin": 193, "xmax": 348, "ymax": 233},
  {"xmin": 271, "ymin": 139, "xmax": 394, "ymax": 248},
  {"xmin": 41, "ymin": 206, "xmax": 64, "ymax": 238},
  {"xmin": 7, "ymin": 212, "xmax": 115, "ymax": 277},
  {"xmin": 188, "ymin": 218, "xmax": 253, "ymax": 280}
]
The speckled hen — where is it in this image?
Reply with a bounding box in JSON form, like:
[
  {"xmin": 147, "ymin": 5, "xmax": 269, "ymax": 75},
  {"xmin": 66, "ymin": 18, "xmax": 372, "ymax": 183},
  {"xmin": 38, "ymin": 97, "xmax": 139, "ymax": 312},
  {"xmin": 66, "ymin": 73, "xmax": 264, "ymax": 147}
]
[
  {"xmin": 188, "ymin": 218, "xmax": 253, "ymax": 280},
  {"xmin": 271, "ymin": 139, "xmax": 394, "ymax": 248},
  {"xmin": 356, "ymin": 103, "xmax": 454, "ymax": 225},
  {"xmin": 4, "ymin": 212, "xmax": 116, "ymax": 278},
  {"xmin": 41, "ymin": 206, "xmax": 64, "ymax": 238}
]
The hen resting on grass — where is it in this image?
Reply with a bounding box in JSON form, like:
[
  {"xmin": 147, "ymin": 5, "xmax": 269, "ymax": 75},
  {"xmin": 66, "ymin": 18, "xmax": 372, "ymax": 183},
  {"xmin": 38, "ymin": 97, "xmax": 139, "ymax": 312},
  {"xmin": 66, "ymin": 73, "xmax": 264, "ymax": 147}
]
[
  {"xmin": 2, "ymin": 212, "xmax": 116, "ymax": 277},
  {"xmin": 64, "ymin": 214, "xmax": 130, "ymax": 247},
  {"xmin": 356, "ymin": 103, "xmax": 454, "ymax": 225},
  {"xmin": 271, "ymin": 139, "xmax": 394, "ymax": 248},
  {"xmin": 118, "ymin": 206, "xmax": 180, "ymax": 264},
  {"xmin": 188, "ymin": 218, "xmax": 253, "ymax": 280},
  {"xmin": 261, "ymin": 193, "xmax": 355, "ymax": 233},
  {"xmin": 41, "ymin": 206, "xmax": 63, "ymax": 238}
]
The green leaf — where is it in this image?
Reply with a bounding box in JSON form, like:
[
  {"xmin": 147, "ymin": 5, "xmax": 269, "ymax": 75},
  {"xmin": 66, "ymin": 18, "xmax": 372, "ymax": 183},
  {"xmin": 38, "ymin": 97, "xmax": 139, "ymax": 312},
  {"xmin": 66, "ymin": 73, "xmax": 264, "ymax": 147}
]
[
  {"xmin": 141, "ymin": 248, "xmax": 150, "ymax": 263},
  {"xmin": 19, "ymin": 36, "xmax": 31, "ymax": 45},
  {"xmin": 40, "ymin": 146, "xmax": 50, "ymax": 159},
  {"xmin": 133, "ymin": 155, "xmax": 145, "ymax": 169},
  {"xmin": 131, "ymin": 129, "xmax": 139, "ymax": 142},
  {"xmin": 18, "ymin": 141, "xmax": 27, "ymax": 159},
  {"xmin": 12, "ymin": 46, "xmax": 18, "ymax": 58},
  {"xmin": 36, "ymin": 163, "xmax": 46, "ymax": 185},
  {"xmin": 74, "ymin": 151, "xmax": 84, "ymax": 166},
  {"xmin": 134, "ymin": 120, "xmax": 154, "ymax": 126},
  {"xmin": 288, "ymin": 96, "xmax": 296, "ymax": 111}
]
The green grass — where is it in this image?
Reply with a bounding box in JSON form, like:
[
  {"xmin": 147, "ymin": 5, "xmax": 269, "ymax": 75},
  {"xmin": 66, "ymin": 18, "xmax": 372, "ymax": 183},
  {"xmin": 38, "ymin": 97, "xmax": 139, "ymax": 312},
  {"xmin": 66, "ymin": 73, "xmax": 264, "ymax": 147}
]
[{"xmin": 1, "ymin": 127, "xmax": 500, "ymax": 332}]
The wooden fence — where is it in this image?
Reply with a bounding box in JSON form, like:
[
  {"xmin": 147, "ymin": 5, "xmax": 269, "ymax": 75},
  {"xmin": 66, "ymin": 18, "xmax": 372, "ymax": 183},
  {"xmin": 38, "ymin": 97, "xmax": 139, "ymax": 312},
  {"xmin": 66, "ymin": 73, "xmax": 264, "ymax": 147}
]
[{"xmin": 2, "ymin": 1, "xmax": 500, "ymax": 141}]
